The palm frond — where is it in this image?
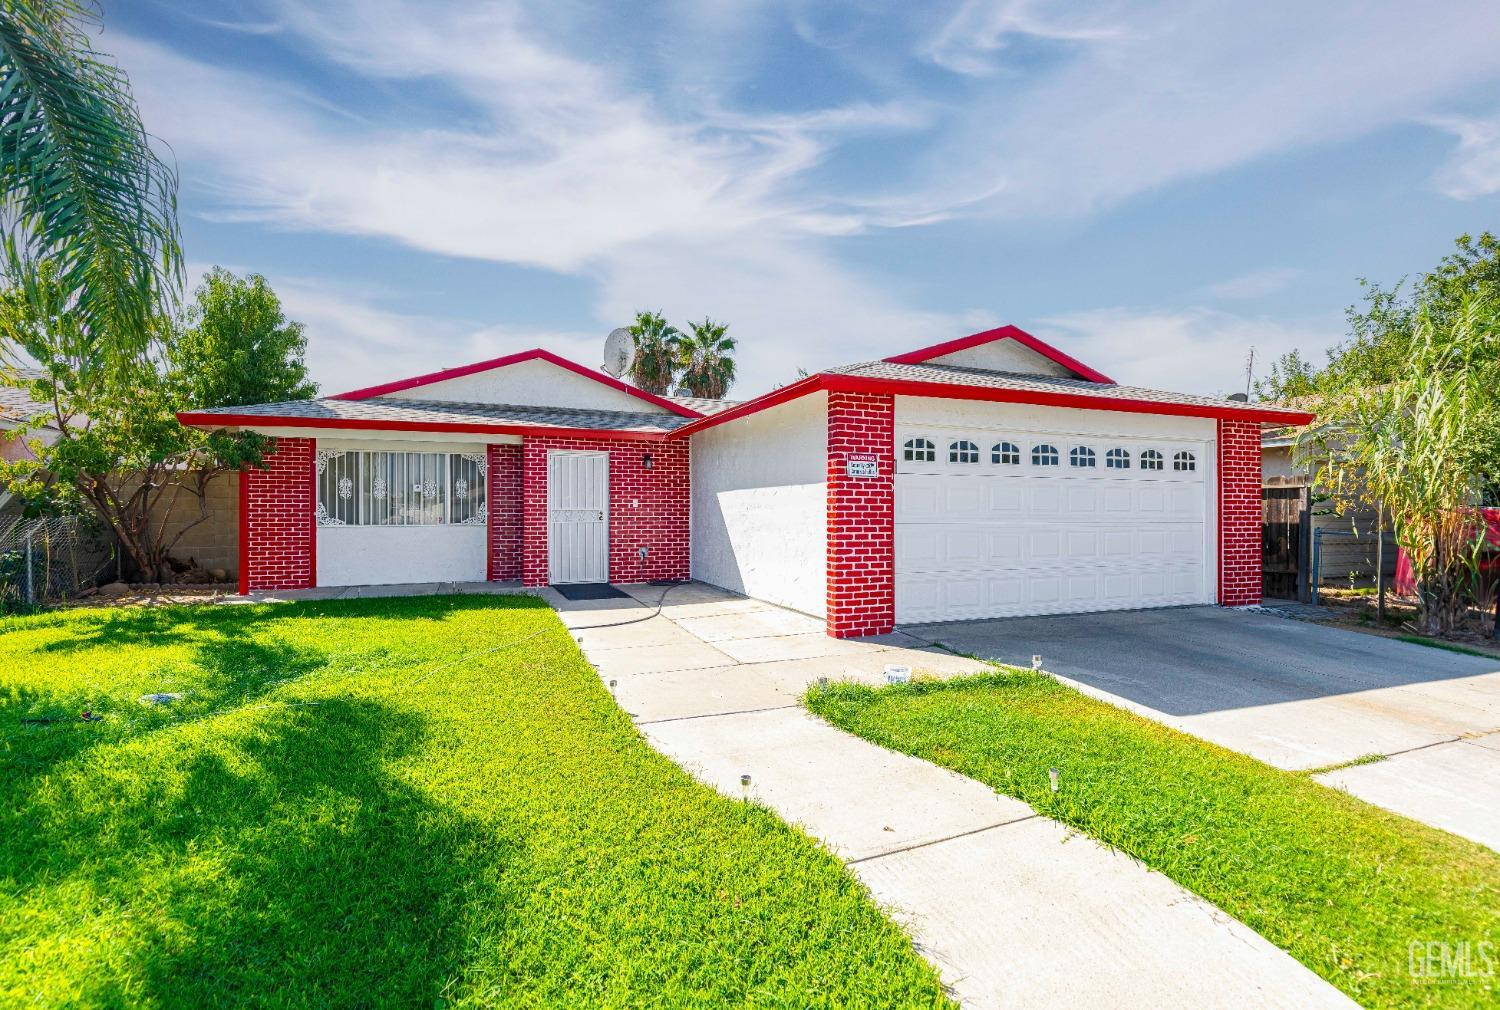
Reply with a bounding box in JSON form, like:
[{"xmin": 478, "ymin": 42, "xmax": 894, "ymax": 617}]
[{"xmin": 0, "ymin": 0, "xmax": 180, "ymax": 357}]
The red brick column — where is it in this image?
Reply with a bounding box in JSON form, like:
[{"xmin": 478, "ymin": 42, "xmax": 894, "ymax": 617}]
[
  {"xmin": 486, "ymin": 444, "xmax": 523, "ymax": 581},
  {"xmin": 1217, "ymin": 419, "xmax": 1262, "ymax": 606},
  {"xmin": 521, "ymin": 436, "xmax": 690, "ymax": 587},
  {"xmin": 239, "ymin": 436, "xmax": 316, "ymax": 593},
  {"xmin": 826, "ymin": 392, "xmax": 895, "ymax": 637}
]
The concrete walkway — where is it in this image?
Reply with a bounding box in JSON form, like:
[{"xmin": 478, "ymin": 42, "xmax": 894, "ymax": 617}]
[{"xmin": 551, "ymin": 582, "xmax": 1355, "ymax": 1010}]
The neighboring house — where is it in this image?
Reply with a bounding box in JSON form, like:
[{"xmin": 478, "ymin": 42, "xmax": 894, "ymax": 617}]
[
  {"xmin": 1261, "ymin": 426, "xmax": 1398, "ymax": 594},
  {"xmin": 1, "ymin": 370, "xmax": 237, "ymax": 578},
  {"xmin": 0, "ymin": 370, "xmax": 54, "ymax": 511},
  {"xmin": 176, "ymin": 327, "xmax": 1311, "ymax": 637}
]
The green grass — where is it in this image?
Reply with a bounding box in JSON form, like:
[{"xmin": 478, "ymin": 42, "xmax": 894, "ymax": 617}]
[
  {"xmin": 1396, "ymin": 635, "xmax": 1500, "ymax": 659},
  {"xmin": 0, "ymin": 596, "xmax": 951, "ymax": 1009},
  {"xmin": 806, "ymin": 671, "xmax": 1499, "ymax": 1010}
]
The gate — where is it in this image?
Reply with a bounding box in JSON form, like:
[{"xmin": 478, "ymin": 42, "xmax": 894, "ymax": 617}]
[{"xmin": 1261, "ymin": 480, "xmax": 1308, "ymax": 600}]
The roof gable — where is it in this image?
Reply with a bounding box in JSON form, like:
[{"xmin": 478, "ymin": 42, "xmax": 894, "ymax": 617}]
[
  {"xmin": 330, "ymin": 349, "xmax": 699, "ymax": 417},
  {"xmin": 884, "ymin": 325, "xmax": 1113, "ymax": 384}
]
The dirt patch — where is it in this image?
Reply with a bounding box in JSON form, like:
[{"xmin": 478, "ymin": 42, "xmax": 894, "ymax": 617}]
[{"xmin": 1311, "ymin": 587, "xmax": 1500, "ymax": 657}]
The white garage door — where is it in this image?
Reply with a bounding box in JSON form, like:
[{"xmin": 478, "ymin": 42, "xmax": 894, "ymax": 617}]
[{"xmin": 895, "ymin": 430, "xmax": 1212, "ymax": 623}]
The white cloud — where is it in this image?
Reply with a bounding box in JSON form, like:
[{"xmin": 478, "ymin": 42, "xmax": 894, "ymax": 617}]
[
  {"xmin": 916, "ymin": 1, "xmax": 1500, "ymax": 219},
  {"xmin": 1428, "ymin": 112, "xmax": 1500, "ymax": 199},
  {"xmin": 923, "ymin": 0, "xmax": 1129, "ymax": 76},
  {"xmin": 1199, "ymin": 267, "xmax": 1299, "ymax": 300},
  {"xmin": 1035, "ymin": 306, "xmax": 1342, "ymax": 396}
]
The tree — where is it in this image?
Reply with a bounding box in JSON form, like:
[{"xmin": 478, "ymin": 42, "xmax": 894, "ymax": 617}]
[
  {"xmin": 1255, "ymin": 232, "xmax": 1500, "ymax": 401},
  {"xmin": 1297, "ymin": 293, "xmax": 1500, "ymax": 634},
  {"xmin": 170, "ymin": 268, "xmax": 315, "ymax": 407},
  {"xmin": 676, "ymin": 317, "xmax": 736, "ymax": 399},
  {"xmin": 0, "ymin": 266, "xmax": 316, "ymax": 582},
  {"xmin": 626, "ymin": 310, "xmax": 681, "ymax": 395},
  {"xmin": 0, "ymin": 1, "xmax": 181, "ymax": 360}
]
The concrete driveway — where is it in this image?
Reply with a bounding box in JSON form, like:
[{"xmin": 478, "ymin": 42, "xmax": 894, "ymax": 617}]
[
  {"xmin": 554, "ymin": 583, "xmax": 1355, "ymax": 1010},
  {"xmin": 910, "ymin": 606, "xmax": 1500, "ymax": 850}
]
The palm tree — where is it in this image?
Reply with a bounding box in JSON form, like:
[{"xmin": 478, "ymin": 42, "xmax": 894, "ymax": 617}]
[
  {"xmin": 0, "ymin": 0, "xmax": 181, "ymax": 361},
  {"xmin": 626, "ymin": 310, "xmax": 681, "ymax": 395},
  {"xmin": 676, "ymin": 317, "xmax": 736, "ymax": 400}
]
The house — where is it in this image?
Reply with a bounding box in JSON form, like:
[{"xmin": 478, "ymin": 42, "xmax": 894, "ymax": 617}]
[{"xmin": 175, "ymin": 326, "xmax": 1313, "ymax": 637}]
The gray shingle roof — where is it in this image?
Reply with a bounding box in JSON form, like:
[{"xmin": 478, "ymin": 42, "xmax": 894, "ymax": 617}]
[
  {"xmin": 826, "ymin": 360, "xmax": 1310, "ymax": 419},
  {"xmin": 186, "ymin": 396, "xmax": 694, "ymax": 434},
  {"xmin": 0, "ymin": 369, "xmax": 48, "ymax": 424},
  {"xmin": 663, "ymin": 393, "xmax": 739, "ymax": 415}
]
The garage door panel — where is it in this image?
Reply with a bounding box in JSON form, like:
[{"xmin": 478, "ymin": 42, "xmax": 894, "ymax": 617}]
[{"xmin": 894, "ymin": 432, "xmax": 1211, "ymax": 622}]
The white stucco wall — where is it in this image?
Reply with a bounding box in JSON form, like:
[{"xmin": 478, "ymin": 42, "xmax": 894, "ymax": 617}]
[
  {"xmin": 926, "ymin": 339, "xmax": 1073, "ymax": 376},
  {"xmin": 386, "ymin": 358, "xmax": 667, "ymax": 413},
  {"xmin": 691, "ymin": 391, "xmax": 828, "ymax": 616},
  {"xmin": 317, "ymin": 526, "xmax": 487, "ymax": 586}
]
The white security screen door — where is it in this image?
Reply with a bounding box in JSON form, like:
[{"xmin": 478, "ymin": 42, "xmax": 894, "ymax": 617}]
[{"xmin": 548, "ymin": 450, "xmax": 610, "ymax": 584}]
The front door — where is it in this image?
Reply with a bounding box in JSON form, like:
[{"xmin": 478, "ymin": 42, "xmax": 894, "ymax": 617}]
[{"xmin": 548, "ymin": 450, "xmax": 610, "ymax": 584}]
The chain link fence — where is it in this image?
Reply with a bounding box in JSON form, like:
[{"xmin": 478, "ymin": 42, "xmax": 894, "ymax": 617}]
[{"xmin": 0, "ymin": 514, "xmax": 117, "ymax": 611}]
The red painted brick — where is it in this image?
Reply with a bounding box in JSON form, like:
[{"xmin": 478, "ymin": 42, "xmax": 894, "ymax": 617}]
[
  {"xmin": 521, "ymin": 436, "xmax": 690, "ymax": 587},
  {"xmin": 1217, "ymin": 419, "xmax": 1262, "ymax": 606},
  {"xmin": 240, "ymin": 437, "xmax": 315, "ymax": 592},
  {"xmin": 826, "ymin": 392, "xmax": 895, "ymax": 638},
  {"xmin": 487, "ymin": 444, "xmax": 523, "ymax": 580}
]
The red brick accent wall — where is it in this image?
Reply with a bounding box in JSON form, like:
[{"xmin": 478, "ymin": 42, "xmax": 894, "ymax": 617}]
[
  {"xmin": 521, "ymin": 436, "xmax": 690, "ymax": 587},
  {"xmin": 487, "ymin": 443, "xmax": 523, "ymax": 580},
  {"xmin": 1217, "ymin": 419, "xmax": 1262, "ymax": 606},
  {"xmin": 239, "ymin": 436, "xmax": 315, "ymax": 593},
  {"xmin": 826, "ymin": 392, "xmax": 895, "ymax": 638}
]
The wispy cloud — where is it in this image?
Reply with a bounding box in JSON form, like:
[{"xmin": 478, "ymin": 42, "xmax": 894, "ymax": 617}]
[
  {"xmin": 1428, "ymin": 112, "xmax": 1500, "ymax": 199},
  {"xmin": 1036, "ymin": 306, "xmax": 1342, "ymax": 396},
  {"xmin": 1199, "ymin": 267, "xmax": 1299, "ymax": 300},
  {"xmin": 923, "ymin": 0, "xmax": 1129, "ymax": 76}
]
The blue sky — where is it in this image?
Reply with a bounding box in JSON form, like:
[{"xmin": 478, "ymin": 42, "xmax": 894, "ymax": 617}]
[{"xmin": 111, "ymin": 0, "xmax": 1500, "ymax": 399}]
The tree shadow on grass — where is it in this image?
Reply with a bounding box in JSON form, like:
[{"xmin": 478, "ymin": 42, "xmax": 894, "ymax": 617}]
[{"xmin": 3, "ymin": 694, "xmax": 517, "ymax": 1009}]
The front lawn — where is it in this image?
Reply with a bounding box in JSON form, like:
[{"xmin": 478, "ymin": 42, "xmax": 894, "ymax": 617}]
[
  {"xmin": 0, "ymin": 596, "xmax": 951, "ymax": 1009},
  {"xmin": 807, "ymin": 672, "xmax": 1499, "ymax": 1010}
]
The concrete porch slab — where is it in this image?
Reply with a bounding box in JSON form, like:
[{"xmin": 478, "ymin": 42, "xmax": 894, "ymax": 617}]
[
  {"xmin": 712, "ymin": 631, "xmax": 892, "ymax": 664},
  {"xmin": 237, "ymin": 581, "xmax": 529, "ymax": 603},
  {"xmin": 673, "ymin": 608, "xmax": 828, "ymax": 642},
  {"xmin": 587, "ymin": 639, "xmax": 738, "ymax": 678}
]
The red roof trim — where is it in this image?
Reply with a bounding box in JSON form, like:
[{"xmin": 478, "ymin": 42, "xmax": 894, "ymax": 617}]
[
  {"xmin": 665, "ymin": 372, "xmax": 1312, "ymax": 439},
  {"xmin": 821, "ymin": 374, "xmax": 1316, "ymax": 424},
  {"xmin": 327, "ymin": 348, "xmax": 700, "ymax": 418},
  {"xmin": 176, "ymin": 411, "xmax": 673, "ymax": 443},
  {"xmin": 883, "ymin": 325, "xmax": 1115, "ymax": 384}
]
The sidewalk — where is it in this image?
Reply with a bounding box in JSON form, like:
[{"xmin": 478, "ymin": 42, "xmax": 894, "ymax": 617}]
[{"xmin": 552, "ymin": 581, "xmax": 1356, "ymax": 1010}]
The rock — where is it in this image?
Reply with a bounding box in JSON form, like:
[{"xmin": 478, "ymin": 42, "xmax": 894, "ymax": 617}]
[
  {"xmin": 98, "ymin": 582, "xmax": 131, "ymax": 597},
  {"xmin": 210, "ymin": 568, "xmax": 228, "ymax": 582}
]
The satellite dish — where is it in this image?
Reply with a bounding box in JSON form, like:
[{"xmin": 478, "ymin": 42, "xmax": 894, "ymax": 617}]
[{"xmin": 602, "ymin": 327, "xmax": 635, "ymax": 377}]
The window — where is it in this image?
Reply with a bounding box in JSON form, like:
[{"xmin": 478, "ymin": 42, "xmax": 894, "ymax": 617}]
[
  {"xmin": 1173, "ymin": 450, "xmax": 1197, "ymax": 472},
  {"xmin": 1105, "ymin": 448, "xmax": 1130, "ymax": 469},
  {"xmin": 949, "ymin": 439, "xmax": 979, "ymax": 463},
  {"xmin": 1140, "ymin": 449, "xmax": 1164, "ymax": 471},
  {"xmin": 316, "ymin": 450, "xmax": 487, "ymax": 527},
  {"xmin": 992, "ymin": 441, "xmax": 1020, "ymax": 465},
  {"xmin": 1069, "ymin": 446, "xmax": 1096, "ymax": 468},
  {"xmin": 1031, "ymin": 443, "xmax": 1059, "ymax": 466},
  {"xmin": 903, "ymin": 437, "xmax": 936, "ymax": 462}
]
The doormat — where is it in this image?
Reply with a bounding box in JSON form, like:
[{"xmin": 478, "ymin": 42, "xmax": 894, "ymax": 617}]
[{"xmin": 553, "ymin": 583, "xmax": 630, "ymax": 601}]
